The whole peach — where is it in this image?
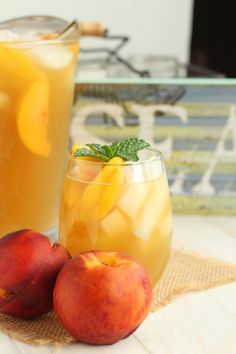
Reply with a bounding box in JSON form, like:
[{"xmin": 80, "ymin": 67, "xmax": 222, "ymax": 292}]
[
  {"xmin": 0, "ymin": 229, "xmax": 71, "ymax": 319},
  {"xmin": 53, "ymin": 250, "xmax": 152, "ymax": 345}
]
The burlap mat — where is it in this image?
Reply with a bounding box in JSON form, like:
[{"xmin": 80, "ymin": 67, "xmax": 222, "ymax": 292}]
[{"xmin": 0, "ymin": 248, "xmax": 236, "ymax": 346}]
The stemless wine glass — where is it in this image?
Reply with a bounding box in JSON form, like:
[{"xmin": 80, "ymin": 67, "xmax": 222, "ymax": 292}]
[
  {"xmin": 59, "ymin": 148, "xmax": 172, "ymax": 287},
  {"xmin": 0, "ymin": 16, "xmax": 79, "ymax": 236}
]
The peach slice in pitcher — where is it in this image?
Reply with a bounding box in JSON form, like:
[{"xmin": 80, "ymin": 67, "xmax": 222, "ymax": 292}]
[
  {"xmin": 17, "ymin": 73, "xmax": 51, "ymax": 157},
  {"xmin": 0, "ymin": 45, "xmax": 37, "ymax": 92},
  {"xmin": 0, "ymin": 45, "xmax": 51, "ymax": 157}
]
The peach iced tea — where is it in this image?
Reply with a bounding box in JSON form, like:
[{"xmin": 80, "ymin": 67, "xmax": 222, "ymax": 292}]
[{"xmin": 59, "ymin": 140, "xmax": 172, "ymax": 286}]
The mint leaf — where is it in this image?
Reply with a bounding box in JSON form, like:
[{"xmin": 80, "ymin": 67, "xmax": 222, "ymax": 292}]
[
  {"xmin": 73, "ymin": 147, "xmax": 110, "ymax": 161},
  {"xmin": 112, "ymin": 138, "xmax": 150, "ymax": 156},
  {"xmin": 86, "ymin": 143, "xmax": 113, "ymax": 159},
  {"xmin": 117, "ymin": 151, "xmax": 139, "ymax": 162},
  {"xmin": 72, "ymin": 138, "xmax": 150, "ymax": 162}
]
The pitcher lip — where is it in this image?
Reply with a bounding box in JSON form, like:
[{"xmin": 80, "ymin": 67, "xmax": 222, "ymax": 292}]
[
  {"xmin": 70, "ymin": 147, "xmax": 163, "ymax": 167},
  {"xmin": 0, "ymin": 16, "xmax": 80, "ymax": 46},
  {"xmin": 0, "ymin": 37, "xmax": 79, "ymax": 46}
]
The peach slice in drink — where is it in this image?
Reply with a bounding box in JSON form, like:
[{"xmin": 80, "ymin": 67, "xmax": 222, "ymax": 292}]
[
  {"xmin": 71, "ymin": 144, "xmax": 101, "ymax": 163},
  {"xmin": 65, "ymin": 220, "xmax": 92, "ymax": 256},
  {"xmin": 78, "ymin": 157, "xmax": 124, "ymax": 226},
  {"xmin": 17, "ymin": 73, "xmax": 51, "ymax": 157},
  {"xmin": 65, "ymin": 145, "xmax": 101, "ymax": 208}
]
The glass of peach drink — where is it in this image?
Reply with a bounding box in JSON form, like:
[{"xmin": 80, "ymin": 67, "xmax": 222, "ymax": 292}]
[
  {"xmin": 0, "ymin": 17, "xmax": 79, "ymax": 236},
  {"xmin": 59, "ymin": 138, "xmax": 172, "ymax": 287}
]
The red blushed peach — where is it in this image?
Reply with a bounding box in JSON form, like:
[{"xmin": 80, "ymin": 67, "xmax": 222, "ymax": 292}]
[
  {"xmin": 53, "ymin": 250, "xmax": 152, "ymax": 345},
  {"xmin": 0, "ymin": 229, "xmax": 71, "ymax": 319}
]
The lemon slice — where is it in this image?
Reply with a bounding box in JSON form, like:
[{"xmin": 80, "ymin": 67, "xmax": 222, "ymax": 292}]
[
  {"xmin": 17, "ymin": 73, "xmax": 51, "ymax": 157},
  {"xmin": 79, "ymin": 156, "xmax": 124, "ymax": 225}
]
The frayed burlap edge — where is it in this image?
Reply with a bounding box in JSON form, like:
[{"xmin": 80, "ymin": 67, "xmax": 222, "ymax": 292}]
[
  {"xmin": 0, "ymin": 248, "xmax": 235, "ymax": 346},
  {"xmin": 151, "ymin": 249, "xmax": 236, "ymax": 311},
  {"xmin": 0, "ymin": 311, "xmax": 74, "ymax": 346}
]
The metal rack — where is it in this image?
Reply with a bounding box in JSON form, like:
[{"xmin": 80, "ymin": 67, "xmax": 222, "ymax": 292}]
[{"xmin": 79, "ymin": 27, "xmax": 224, "ymax": 79}]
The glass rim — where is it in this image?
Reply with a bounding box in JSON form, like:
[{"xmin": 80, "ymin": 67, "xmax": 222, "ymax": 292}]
[
  {"xmin": 70, "ymin": 147, "xmax": 163, "ymax": 167},
  {"xmin": 0, "ymin": 16, "xmax": 80, "ymax": 46}
]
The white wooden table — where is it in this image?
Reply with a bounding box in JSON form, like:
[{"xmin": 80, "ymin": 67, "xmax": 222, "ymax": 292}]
[{"xmin": 1, "ymin": 216, "xmax": 236, "ymax": 354}]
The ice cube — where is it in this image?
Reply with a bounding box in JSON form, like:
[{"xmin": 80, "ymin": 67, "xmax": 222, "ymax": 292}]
[
  {"xmin": 143, "ymin": 157, "xmax": 163, "ymax": 180},
  {"xmin": 0, "ymin": 30, "xmax": 19, "ymax": 42},
  {"xmin": 118, "ymin": 181, "xmax": 151, "ymax": 219},
  {"xmin": 100, "ymin": 209, "xmax": 129, "ymax": 237},
  {"xmin": 0, "ymin": 92, "xmax": 10, "ymax": 110},
  {"xmin": 133, "ymin": 188, "xmax": 158, "ymax": 241},
  {"xmin": 30, "ymin": 46, "xmax": 73, "ymax": 69},
  {"xmin": 133, "ymin": 175, "xmax": 170, "ymax": 241},
  {"xmin": 117, "ymin": 159, "xmax": 163, "ymax": 221}
]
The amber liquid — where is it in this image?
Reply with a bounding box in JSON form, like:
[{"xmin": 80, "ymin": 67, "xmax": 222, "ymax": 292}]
[
  {"xmin": 0, "ymin": 42, "xmax": 78, "ymax": 235},
  {"xmin": 59, "ymin": 161, "xmax": 172, "ymax": 287}
]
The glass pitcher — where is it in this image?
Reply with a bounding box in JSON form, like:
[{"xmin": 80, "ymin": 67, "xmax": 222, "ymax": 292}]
[{"xmin": 0, "ymin": 16, "xmax": 79, "ymax": 236}]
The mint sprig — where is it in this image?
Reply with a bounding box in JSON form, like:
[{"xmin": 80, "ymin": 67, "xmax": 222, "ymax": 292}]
[{"xmin": 72, "ymin": 138, "xmax": 150, "ymax": 162}]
